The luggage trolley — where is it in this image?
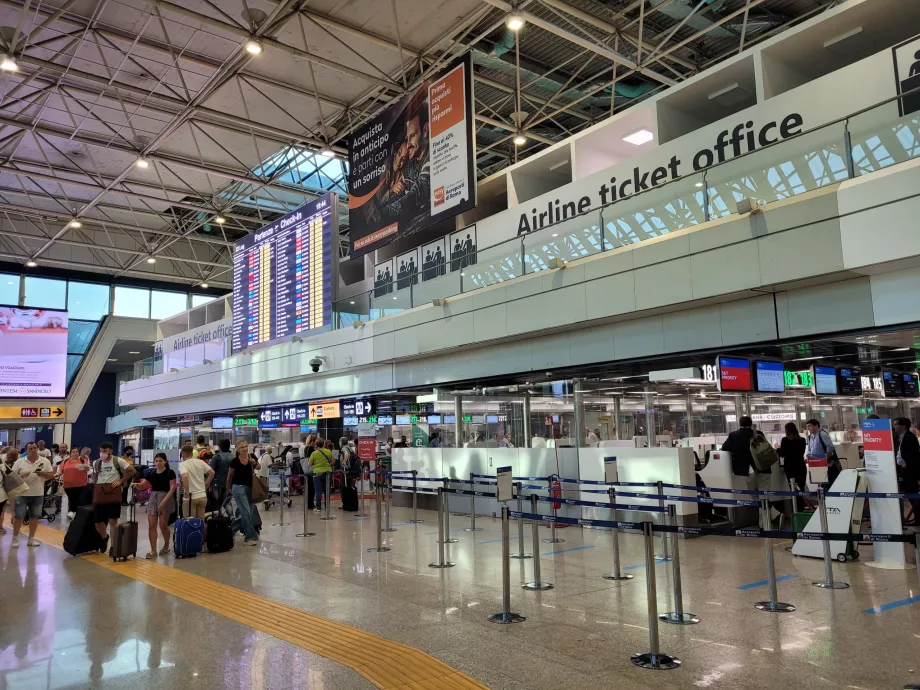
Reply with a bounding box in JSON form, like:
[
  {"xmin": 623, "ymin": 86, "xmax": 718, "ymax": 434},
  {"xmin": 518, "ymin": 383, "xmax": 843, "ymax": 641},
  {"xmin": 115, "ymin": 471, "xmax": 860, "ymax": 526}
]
[{"xmin": 264, "ymin": 461, "xmax": 293, "ymax": 512}]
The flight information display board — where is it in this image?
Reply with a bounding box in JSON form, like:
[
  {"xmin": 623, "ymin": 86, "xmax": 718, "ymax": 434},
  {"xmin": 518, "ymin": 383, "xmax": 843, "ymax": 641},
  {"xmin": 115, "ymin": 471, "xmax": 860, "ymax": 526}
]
[
  {"xmin": 231, "ymin": 193, "xmax": 336, "ymax": 354},
  {"xmin": 837, "ymin": 367, "xmax": 862, "ymax": 396},
  {"xmin": 813, "ymin": 365, "xmax": 838, "ymax": 395},
  {"xmin": 718, "ymin": 356, "xmax": 751, "ymax": 391},
  {"xmin": 754, "ymin": 360, "xmax": 784, "ymax": 392}
]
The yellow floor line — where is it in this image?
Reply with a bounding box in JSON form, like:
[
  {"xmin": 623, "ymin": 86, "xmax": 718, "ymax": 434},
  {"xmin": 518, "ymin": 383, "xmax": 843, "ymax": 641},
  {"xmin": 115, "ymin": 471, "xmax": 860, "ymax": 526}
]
[{"xmin": 14, "ymin": 520, "xmax": 487, "ymax": 690}]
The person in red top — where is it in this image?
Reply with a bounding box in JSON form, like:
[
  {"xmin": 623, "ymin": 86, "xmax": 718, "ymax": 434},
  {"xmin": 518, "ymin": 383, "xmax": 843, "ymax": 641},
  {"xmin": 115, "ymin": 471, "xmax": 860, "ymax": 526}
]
[{"xmin": 57, "ymin": 447, "xmax": 91, "ymax": 518}]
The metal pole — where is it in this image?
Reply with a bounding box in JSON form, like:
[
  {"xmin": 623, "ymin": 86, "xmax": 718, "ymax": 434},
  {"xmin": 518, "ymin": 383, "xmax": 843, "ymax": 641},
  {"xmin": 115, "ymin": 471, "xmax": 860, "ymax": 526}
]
[
  {"xmin": 359, "ymin": 471, "xmax": 368, "ymax": 518},
  {"xmin": 613, "ymin": 396, "xmax": 621, "ymax": 440},
  {"xmin": 523, "ymin": 390, "xmax": 532, "ymax": 446},
  {"xmin": 603, "ymin": 487, "xmax": 632, "ymax": 581},
  {"xmin": 656, "ymin": 481, "xmax": 670, "ymax": 561},
  {"xmin": 441, "ymin": 477, "xmax": 458, "ymax": 543},
  {"xmin": 465, "ymin": 471, "xmax": 482, "ymax": 531},
  {"xmin": 659, "ymin": 505, "xmax": 699, "ymax": 624},
  {"xmin": 644, "ymin": 383, "xmax": 655, "ymax": 448},
  {"xmin": 408, "ymin": 470, "xmax": 422, "ymax": 523},
  {"xmin": 382, "ymin": 470, "xmax": 396, "ymax": 532},
  {"xmin": 454, "ymin": 393, "xmax": 463, "ymax": 448},
  {"xmin": 813, "ymin": 487, "xmax": 848, "ymax": 589},
  {"xmin": 915, "ymin": 533, "xmax": 920, "ymax": 589},
  {"xmin": 296, "ymin": 476, "xmax": 316, "ymax": 537},
  {"xmin": 489, "ymin": 506, "xmax": 526, "ymax": 624},
  {"xmin": 320, "ymin": 472, "xmax": 335, "ymax": 520},
  {"xmin": 543, "ymin": 476, "xmax": 564, "ymax": 544},
  {"xmin": 511, "ymin": 482, "xmax": 532, "ymax": 559},
  {"xmin": 272, "ymin": 472, "xmax": 290, "ymax": 526},
  {"xmin": 631, "ymin": 522, "xmax": 680, "ymax": 670},
  {"xmin": 368, "ymin": 483, "xmax": 390, "ymax": 552},
  {"xmin": 755, "ymin": 498, "xmax": 795, "ymax": 612},
  {"xmin": 428, "ymin": 487, "xmax": 455, "ymax": 568},
  {"xmin": 523, "ymin": 494, "xmax": 553, "ymax": 590},
  {"xmin": 686, "ymin": 388, "xmax": 694, "ymax": 438},
  {"xmin": 573, "ymin": 377, "xmax": 584, "ymax": 460}
]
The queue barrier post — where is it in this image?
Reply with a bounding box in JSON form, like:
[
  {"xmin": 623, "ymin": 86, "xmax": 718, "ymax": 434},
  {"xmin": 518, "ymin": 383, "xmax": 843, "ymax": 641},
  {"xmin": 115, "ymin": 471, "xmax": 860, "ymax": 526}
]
[
  {"xmin": 358, "ymin": 471, "xmax": 368, "ymax": 518},
  {"xmin": 320, "ymin": 472, "xmax": 336, "ymax": 521},
  {"xmin": 429, "ymin": 487, "xmax": 455, "ymax": 568},
  {"xmin": 659, "ymin": 505, "xmax": 699, "ymax": 625},
  {"xmin": 812, "ymin": 487, "xmax": 848, "ymax": 590},
  {"xmin": 602, "ymin": 487, "xmax": 632, "ymax": 581},
  {"xmin": 523, "ymin": 494, "xmax": 553, "ymax": 591},
  {"xmin": 440, "ymin": 478, "xmax": 458, "ymax": 543},
  {"xmin": 295, "ymin": 475, "xmax": 316, "ymax": 538},
  {"xmin": 656, "ymin": 481, "xmax": 670, "ymax": 561},
  {"xmin": 755, "ymin": 498, "xmax": 795, "ymax": 612},
  {"xmin": 272, "ymin": 472, "xmax": 290, "ymax": 527},
  {"xmin": 510, "ymin": 482, "xmax": 533, "ymax": 559},
  {"xmin": 488, "ymin": 506, "xmax": 526, "ymax": 624},
  {"xmin": 464, "ymin": 472, "xmax": 482, "ymax": 532},
  {"xmin": 368, "ymin": 482, "xmax": 390, "ymax": 553},
  {"xmin": 382, "ymin": 470, "xmax": 397, "ymax": 532},
  {"xmin": 543, "ymin": 476, "xmax": 564, "ymax": 544},
  {"xmin": 916, "ymin": 533, "xmax": 920, "ymax": 588},
  {"xmin": 631, "ymin": 522, "xmax": 680, "ymax": 670},
  {"xmin": 408, "ymin": 470, "xmax": 423, "ymax": 524}
]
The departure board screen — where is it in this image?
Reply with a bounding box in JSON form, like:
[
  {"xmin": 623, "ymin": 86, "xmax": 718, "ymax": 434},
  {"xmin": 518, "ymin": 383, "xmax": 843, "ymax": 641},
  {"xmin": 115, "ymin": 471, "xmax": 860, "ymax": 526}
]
[{"xmin": 231, "ymin": 194, "xmax": 336, "ymax": 354}]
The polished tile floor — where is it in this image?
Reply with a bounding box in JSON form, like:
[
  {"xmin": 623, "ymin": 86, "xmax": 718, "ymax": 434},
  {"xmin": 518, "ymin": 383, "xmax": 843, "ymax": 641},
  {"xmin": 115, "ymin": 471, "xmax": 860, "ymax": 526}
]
[{"xmin": 2, "ymin": 496, "xmax": 919, "ymax": 690}]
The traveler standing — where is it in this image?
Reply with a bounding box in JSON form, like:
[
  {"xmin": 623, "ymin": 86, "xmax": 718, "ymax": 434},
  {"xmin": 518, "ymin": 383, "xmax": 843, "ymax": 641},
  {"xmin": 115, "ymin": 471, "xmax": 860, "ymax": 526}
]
[
  {"xmin": 208, "ymin": 438, "xmax": 235, "ymax": 509},
  {"xmin": 805, "ymin": 419, "xmax": 838, "ymax": 485},
  {"xmin": 179, "ymin": 446, "xmax": 215, "ymax": 519},
  {"xmin": 36, "ymin": 440, "xmax": 52, "ymax": 460},
  {"xmin": 893, "ymin": 417, "xmax": 920, "ymax": 526},
  {"xmin": 340, "ymin": 438, "xmax": 360, "ymax": 488},
  {"xmin": 11, "ymin": 442, "xmax": 55, "ymax": 547},
  {"xmin": 308, "ymin": 439, "xmax": 334, "ymax": 512},
  {"xmin": 778, "ymin": 422, "xmax": 808, "ymax": 511},
  {"xmin": 58, "ymin": 447, "xmax": 91, "ymax": 518},
  {"xmin": 131, "ymin": 452, "xmax": 177, "ymax": 558},
  {"xmin": 121, "ymin": 447, "xmax": 136, "ymax": 506},
  {"xmin": 226, "ymin": 440, "xmax": 261, "ymax": 545},
  {"xmin": 91, "ymin": 441, "xmax": 136, "ymax": 552},
  {"xmin": 721, "ymin": 416, "xmax": 757, "ymax": 480}
]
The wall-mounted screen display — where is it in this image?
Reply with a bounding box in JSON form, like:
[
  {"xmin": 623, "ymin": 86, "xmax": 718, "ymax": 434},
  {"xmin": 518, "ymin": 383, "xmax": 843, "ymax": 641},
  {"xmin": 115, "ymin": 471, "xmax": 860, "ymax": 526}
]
[
  {"xmin": 0, "ymin": 306, "xmax": 68, "ymax": 398},
  {"xmin": 444, "ymin": 414, "xmax": 456, "ymax": 424},
  {"xmin": 377, "ymin": 415, "xmax": 393, "ymax": 426},
  {"xmin": 470, "ymin": 414, "xmax": 484, "ymax": 424},
  {"xmin": 902, "ymin": 373, "xmax": 919, "ymax": 397},
  {"xmin": 394, "ymin": 415, "xmax": 411, "ymax": 425},
  {"xmin": 427, "ymin": 415, "xmax": 442, "ymax": 424},
  {"xmin": 718, "ymin": 356, "xmax": 751, "ymax": 391},
  {"xmin": 837, "ymin": 368, "xmax": 862, "ymax": 396},
  {"xmin": 813, "ymin": 366, "xmax": 838, "ymax": 395},
  {"xmin": 754, "ymin": 360, "xmax": 784, "ymax": 392},
  {"xmin": 882, "ymin": 370, "xmax": 903, "ymax": 397},
  {"xmin": 343, "ymin": 416, "xmax": 359, "ymax": 426},
  {"xmin": 231, "ymin": 193, "xmax": 336, "ymax": 354},
  {"xmin": 211, "ymin": 416, "xmax": 233, "ymax": 429}
]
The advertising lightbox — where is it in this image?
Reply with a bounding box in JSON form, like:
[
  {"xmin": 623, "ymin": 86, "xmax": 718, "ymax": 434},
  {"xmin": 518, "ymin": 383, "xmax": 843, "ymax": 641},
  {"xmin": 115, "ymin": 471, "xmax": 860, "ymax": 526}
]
[{"xmin": 0, "ymin": 305, "xmax": 68, "ymax": 398}]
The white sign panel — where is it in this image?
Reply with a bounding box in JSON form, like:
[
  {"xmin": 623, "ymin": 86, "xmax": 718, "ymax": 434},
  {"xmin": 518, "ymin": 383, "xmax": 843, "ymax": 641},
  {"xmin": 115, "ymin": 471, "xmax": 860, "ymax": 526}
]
[
  {"xmin": 604, "ymin": 456, "xmax": 618, "ymax": 484},
  {"xmin": 861, "ymin": 418, "xmax": 906, "ymax": 567},
  {"xmin": 496, "ymin": 465, "xmax": 513, "ymax": 502}
]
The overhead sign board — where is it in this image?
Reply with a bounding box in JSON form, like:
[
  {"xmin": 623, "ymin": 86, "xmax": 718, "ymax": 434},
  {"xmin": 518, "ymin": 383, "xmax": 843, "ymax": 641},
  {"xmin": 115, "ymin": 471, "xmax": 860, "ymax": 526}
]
[
  {"xmin": 0, "ymin": 405, "xmax": 65, "ymax": 419},
  {"xmin": 309, "ymin": 401, "xmax": 340, "ymax": 419},
  {"xmin": 341, "ymin": 398, "xmax": 375, "ymax": 416},
  {"xmin": 717, "ymin": 356, "xmax": 751, "ymax": 392}
]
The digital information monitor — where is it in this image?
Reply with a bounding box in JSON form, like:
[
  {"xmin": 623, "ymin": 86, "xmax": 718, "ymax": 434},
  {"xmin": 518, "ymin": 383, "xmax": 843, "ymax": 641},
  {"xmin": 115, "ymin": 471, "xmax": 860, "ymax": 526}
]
[
  {"xmin": 837, "ymin": 367, "xmax": 862, "ymax": 396},
  {"xmin": 813, "ymin": 365, "xmax": 839, "ymax": 395},
  {"xmin": 754, "ymin": 360, "xmax": 784, "ymax": 393},
  {"xmin": 231, "ymin": 193, "xmax": 336, "ymax": 354},
  {"xmin": 718, "ymin": 356, "xmax": 751, "ymax": 391}
]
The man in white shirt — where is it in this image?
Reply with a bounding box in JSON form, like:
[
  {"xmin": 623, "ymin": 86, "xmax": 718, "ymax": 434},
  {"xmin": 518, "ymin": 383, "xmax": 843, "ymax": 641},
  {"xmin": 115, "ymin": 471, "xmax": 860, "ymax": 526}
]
[
  {"xmin": 179, "ymin": 446, "xmax": 215, "ymax": 518},
  {"xmin": 11, "ymin": 442, "xmax": 55, "ymax": 547},
  {"xmin": 586, "ymin": 428, "xmax": 600, "ymax": 446},
  {"xmin": 36, "ymin": 440, "xmax": 52, "ymax": 459},
  {"xmin": 92, "ymin": 441, "xmax": 136, "ymax": 545},
  {"xmin": 52, "ymin": 443, "xmax": 68, "ymax": 467}
]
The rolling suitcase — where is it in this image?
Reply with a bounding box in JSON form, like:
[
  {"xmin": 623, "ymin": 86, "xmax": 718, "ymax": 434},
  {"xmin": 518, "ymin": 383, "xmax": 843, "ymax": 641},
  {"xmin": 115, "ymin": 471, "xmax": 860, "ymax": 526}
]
[
  {"xmin": 205, "ymin": 512, "xmax": 234, "ymax": 553},
  {"xmin": 173, "ymin": 492, "xmax": 204, "ymax": 559},
  {"xmin": 111, "ymin": 493, "xmax": 138, "ymax": 562},
  {"xmin": 341, "ymin": 485, "xmax": 359, "ymax": 512},
  {"xmin": 64, "ymin": 505, "xmax": 103, "ymax": 556}
]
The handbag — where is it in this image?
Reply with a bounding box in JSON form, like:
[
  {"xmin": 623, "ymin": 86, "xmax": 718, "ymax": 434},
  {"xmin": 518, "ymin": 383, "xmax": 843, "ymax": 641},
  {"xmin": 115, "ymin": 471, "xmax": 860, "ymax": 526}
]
[
  {"xmin": 251, "ymin": 473, "xmax": 269, "ymax": 503},
  {"xmin": 92, "ymin": 458, "xmax": 124, "ymax": 505},
  {"xmin": 2, "ymin": 467, "xmax": 30, "ymax": 499}
]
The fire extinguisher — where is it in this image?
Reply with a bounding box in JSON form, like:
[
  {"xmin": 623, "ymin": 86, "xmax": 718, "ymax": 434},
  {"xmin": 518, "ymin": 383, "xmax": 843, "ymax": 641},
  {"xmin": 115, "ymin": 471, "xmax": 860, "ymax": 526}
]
[{"xmin": 550, "ymin": 475, "xmax": 562, "ymax": 511}]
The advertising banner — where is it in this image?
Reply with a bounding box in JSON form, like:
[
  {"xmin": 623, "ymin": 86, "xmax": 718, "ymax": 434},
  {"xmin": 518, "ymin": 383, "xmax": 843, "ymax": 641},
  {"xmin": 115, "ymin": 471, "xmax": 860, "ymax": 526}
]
[
  {"xmin": 0, "ymin": 306, "xmax": 68, "ymax": 398},
  {"xmin": 861, "ymin": 418, "xmax": 906, "ymax": 567},
  {"xmin": 357, "ymin": 422, "xmax": 376, "ymax": 462},
  {"xmin": 411, "ymin": 423, "xmax": 430, "ymax": 448},
  {"xmin": 348, "ymin": 53, "xmax": 476, "ymax": 258}
]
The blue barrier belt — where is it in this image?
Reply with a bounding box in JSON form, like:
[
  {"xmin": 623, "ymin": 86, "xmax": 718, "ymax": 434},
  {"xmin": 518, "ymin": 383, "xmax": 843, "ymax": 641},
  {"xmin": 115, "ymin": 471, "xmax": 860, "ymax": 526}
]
[
  {"xmin": 825, "ymin": 491, "xmax": 920, "ymax": 499},
  {"xmin": 530, "ymin": 493, "xmax": 666, "ymax": 513},
  {"xmin": 660, "ymin": 482, "xmax": 805, "ymax": 497}
]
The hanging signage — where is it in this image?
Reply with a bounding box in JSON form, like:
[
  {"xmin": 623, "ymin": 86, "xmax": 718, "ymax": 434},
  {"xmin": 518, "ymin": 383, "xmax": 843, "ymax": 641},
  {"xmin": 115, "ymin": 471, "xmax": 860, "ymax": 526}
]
[
  {"xmin": 784, "ymin": 370, "xmax": 813, "ymax": 388},
  {"xmin": 308, "ymin": 401, "xmax": 340, "ymax": 419},
  {"xmin": 0, "ymin": 406, "xmax": 65, "ymax": 419},
  {"xmin": 342, "ymin": 398, "xmax": 375, "ymax": 416},
  {"xmin": 211, "ymin": 416, "xmax": 233, "ymax": 429},
  {"xmin": 862, "ymin": 417, "xmax": 906, "ymax": 566},
  {"xmin": 717, "ymin": 356, "xmax": 751, "ymax": 392},
  {"xmin": 234, "ymin": 416, "xmax": 258, "ymax": 427}
]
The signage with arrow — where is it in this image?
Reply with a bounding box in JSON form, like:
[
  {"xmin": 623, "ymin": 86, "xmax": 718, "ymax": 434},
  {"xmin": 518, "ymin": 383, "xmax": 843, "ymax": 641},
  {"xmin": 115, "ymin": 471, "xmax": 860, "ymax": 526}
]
[{"xmin": 0, "ymin": 406, "xmax": 65, "ymax": 420}]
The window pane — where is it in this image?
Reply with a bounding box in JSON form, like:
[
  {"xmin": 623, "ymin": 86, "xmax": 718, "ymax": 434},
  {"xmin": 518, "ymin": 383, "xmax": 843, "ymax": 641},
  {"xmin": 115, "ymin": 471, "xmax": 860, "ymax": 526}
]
[
  {"xmin": 24, "ymin": 276, "xmax": 66, "ymax": 309},
  {"xmin": 150, "ymin": 290, "xmax": 188, "ymax": 319},
  {"xmin": 67, "ymin": 320, "xmax": 100, "ymax": 355},
  {"xmin": 191, "ymin": 294, "xmax": 216, "ymax": 308},
  {"xmin": 66, "ymin": 354, "xmax": 83, "ymax": 386},
  {"xmin": 67, "ymin": 282, "xmax": 109, "ymax": 320},
  {"xmin": 114, "ymin": 286, "xmax": 150, "ymax": 318},
  {"xmin": 0, "ymin": 273, "xmax": 18, "ymax": 305}
]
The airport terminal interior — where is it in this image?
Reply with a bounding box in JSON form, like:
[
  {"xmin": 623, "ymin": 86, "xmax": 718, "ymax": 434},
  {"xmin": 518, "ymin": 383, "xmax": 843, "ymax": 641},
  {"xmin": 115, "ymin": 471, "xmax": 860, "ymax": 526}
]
[{"xmin": 2, "ymin": 0, "xmax": 920, "ymax": 688}]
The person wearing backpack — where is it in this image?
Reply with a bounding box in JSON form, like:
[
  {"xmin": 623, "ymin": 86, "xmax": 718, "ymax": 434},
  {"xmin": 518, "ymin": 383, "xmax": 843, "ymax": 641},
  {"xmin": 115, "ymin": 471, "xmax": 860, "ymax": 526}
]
[
  {"xmin": 209, "ymin": 438, "xmax": 235, "ymax": 510},
  {"xmin": 340, "ymin": 437, "xmax": 360, "ymax": 489},
  {"xmin": 721, "ymin": 416, "xmax": 756, "ymax": 478}
]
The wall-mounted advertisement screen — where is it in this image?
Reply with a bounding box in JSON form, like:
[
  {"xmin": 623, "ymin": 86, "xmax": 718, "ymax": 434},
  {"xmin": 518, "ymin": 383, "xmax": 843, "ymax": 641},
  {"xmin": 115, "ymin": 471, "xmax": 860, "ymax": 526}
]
[
  {"xmin": 0, "ymin": 306, "xmax": 68, "ymax": 398},
  {"xmin": 837, "ymin": 367, "xmax": 862, "ymax": 396},
  {"xmin": 718, "ymin": 356, "xmax": 751, "ymax": 392},
  {"xmin": 754, "ymin": 360, "xmax": 784, "ymax": 393},
  {"xmin": 348, "ymin": 53, "xmax": 476, "ymax": 258},
  {"xmin": 813, "ymin": 365, "xmax": 838, "ymax": 395},
  {"xmin": 211, "ymin": 416, "xmax": 233, "ymax": 429},
  {"xmin": 230, "ymin": 193, "xmax": 336, "ymax": 354}
]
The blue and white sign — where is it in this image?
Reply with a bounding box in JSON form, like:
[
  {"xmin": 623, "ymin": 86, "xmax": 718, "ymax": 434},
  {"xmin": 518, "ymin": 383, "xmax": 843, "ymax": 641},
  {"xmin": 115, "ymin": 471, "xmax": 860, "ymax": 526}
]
[{"xmin": 496, "ymin": 466, "xmax": 513, "ymax": 502}]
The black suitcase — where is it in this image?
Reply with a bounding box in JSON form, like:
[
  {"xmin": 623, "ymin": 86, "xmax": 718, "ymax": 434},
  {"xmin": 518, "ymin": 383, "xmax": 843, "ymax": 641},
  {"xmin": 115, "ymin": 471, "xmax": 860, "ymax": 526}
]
[
  {"xmin": 64, "ymin": 506, "xmax": 103, "ymax": 556},
  {"xmin": 341, "ymin": 485, "xmax": 359, "ymax": 512},
  {"xmin": 111, "ymin": 496, "xmax": 138, "ymax": 562},
  {"xmin": 205, "ymin": 513, "xmax": 234, "ymax": 553}
]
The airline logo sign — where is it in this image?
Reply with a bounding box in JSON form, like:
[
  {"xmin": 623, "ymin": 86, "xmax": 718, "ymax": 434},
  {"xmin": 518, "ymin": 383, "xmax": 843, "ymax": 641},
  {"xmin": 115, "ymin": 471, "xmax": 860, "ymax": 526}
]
[
  {"xmin": 309, "ymin": 401, "xmax": 340, "ymax": 419},
  {"xmin": 862, "ymin": 421, "xmax": 894, "ymax": 453}
]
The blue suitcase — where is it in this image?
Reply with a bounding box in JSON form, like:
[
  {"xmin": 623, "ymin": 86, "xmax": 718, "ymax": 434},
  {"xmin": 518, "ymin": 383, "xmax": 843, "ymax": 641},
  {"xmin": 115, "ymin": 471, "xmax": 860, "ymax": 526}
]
[{"xmin": 173, "ymin": 495, "xmax": 204, "ymax": 559}]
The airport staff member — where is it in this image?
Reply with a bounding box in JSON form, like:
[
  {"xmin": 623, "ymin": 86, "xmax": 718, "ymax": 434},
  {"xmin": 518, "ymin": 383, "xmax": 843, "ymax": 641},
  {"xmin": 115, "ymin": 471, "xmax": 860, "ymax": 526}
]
[
  {"xmin": 805, "ymin": 419, "xmax": 838, "ymax": 485},
  {"xmin": 893, "ymin": 417, "xmax": 919, "ymax": 526}
]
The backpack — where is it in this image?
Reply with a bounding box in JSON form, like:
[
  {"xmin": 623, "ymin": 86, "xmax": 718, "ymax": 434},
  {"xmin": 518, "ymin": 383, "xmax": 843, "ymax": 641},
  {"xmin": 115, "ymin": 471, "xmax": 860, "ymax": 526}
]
[
  {"xmin": 343, "ymin": 447, "xmax": 360, "ymax": 474},
  {"xmin": 749, "ymin": 435, "xmax": 779, "ymax": 472}
]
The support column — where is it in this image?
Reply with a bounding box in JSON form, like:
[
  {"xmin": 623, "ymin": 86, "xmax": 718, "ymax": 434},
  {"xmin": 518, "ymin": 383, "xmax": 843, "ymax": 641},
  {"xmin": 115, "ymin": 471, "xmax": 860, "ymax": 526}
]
[
  {"xmin": 573, "ymin": 379, "xmax": 585, "ymax": 449},
  {"xmin": 644, "ymin": 384, "xmax": 655, "ymax": 447},
  {"xmin": 686, "ymin": 389, "xmax": 694, "ymax": 438},
  {"xmin": 522, "ymin": 390, "xmax": 532, "ymax": 448},
  {"xmin": 454, "ymin": 393, "xmax": 463, "ymax": 448},
  {"xmin": 613, "ymin": 396, "xmax": 621, "ymax": 440}
]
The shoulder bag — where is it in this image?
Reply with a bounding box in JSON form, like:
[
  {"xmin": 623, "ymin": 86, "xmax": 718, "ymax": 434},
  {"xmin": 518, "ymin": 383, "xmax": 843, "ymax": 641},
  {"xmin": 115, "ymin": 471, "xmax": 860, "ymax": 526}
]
[
  {"xmin": 93, "ymin": 458, "xmax": 125, "ymax": 505},
  {"xmin": 2, "ymin": 465, "xmax": 30, "ymax": 499},
  {"xmin": 251, "ymin": 462, "xmax": 269, "ymax": 503}
]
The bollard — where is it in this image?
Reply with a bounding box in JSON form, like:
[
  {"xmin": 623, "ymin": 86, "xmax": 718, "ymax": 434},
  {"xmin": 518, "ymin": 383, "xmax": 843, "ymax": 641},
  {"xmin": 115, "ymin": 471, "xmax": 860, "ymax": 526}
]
[
  {"xmin": 295, "ymin": 479, "xmax": 316, "ymax": 538},
  {"xmin": 358, "ymin": 471, "xmax": 368, "ymax": 518},
  {"xmin": 510, "ymin": 482, "xmax": 533, "ymax": 559},
  {"xmin": 382, "ymin": 471, "xmax": 396, "ymax": 532},
  {"xmin": 367, "ymin": 483, "xmax": 390, "ymax": 553},
  {"xmin": 272, "ymin": 472, "xmax": 290, "ymax": 527},
  {"xmin": 631, "ymin": 522, "xmax": 680, "ymax": 670},
  {"xmin": 755, "ymin": 498, "xmax": 795, "ymax": 612},
  {"xmin": 523, "ymin": 494, "xmax": 554, "ymax": 590},
  {"xmin": 488, "ymin": 506, "xmax": 526, "ymax": 624},
  {"xmin": 408, "ymin": 470, "xmax": 423, "ymax": 523},
  {"xmin": 656, "ymin": 481, "xmax": 670, "ymax": 561},
  {"xmin": 812, "ymin": 487, "xmax": 848, "ymax": 590},
  {"xmin": 429, "ymin": 487, "xmax": 455, "ymax": 568},
  {"xmin": 659, "ymin": 505, "xmax": 698, "ymax": 624},
  {"xmin": 440, "ymin": 478, "xmax": 458, "ymax": 543},
  {"xmin": 320, "ymin": 473, "xmax": 336, "ymax": 520},
  {"xmin": 542, "ymin": 476, "xmax": 564, "ymax": 544},
  {"xmin": 602, "ymin": 487, "xmax": 632, "ymax": 581},
  {"xmin": 464, "ymin": 472, "xmax": 483, "ymax": 532}
]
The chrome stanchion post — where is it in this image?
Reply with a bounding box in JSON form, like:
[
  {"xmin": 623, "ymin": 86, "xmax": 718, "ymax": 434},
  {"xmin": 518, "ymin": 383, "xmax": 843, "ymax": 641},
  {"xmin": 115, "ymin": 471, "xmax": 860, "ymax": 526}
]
[
  {"xmin": 368, "ymin": 483, "xmax": 390, "ymax": 553},
  {"xmin": 489, "ymin": 506, "xmax": 526, "ymax": 624},
  {"xmin": 603, "ymin": 487, "xmax": 632, "ymax": 581},
  {"xmin": 813, "ymin": 487, "xmax": 848, "ymax": 589},
  {"xmin": 272, "ymin": 472, "xmax": 290, "ymax": 527},
  {"xmin": 656, "ymin": 481, "xmax": 670, "ymax": 561},
  {"xmin": 320, "ymin": 472, "xmax": 335, "ymax": 520},
  {"xmin": 659, "ymin": 505, "xmax": 699, "ymax": 624},
  {"xmin": 295, "ymin": 476, "xmax": 316, "ymax": 538},
  {"xmin": 511, "ymin": 482, "xmax": 532, "ymax": 559},
  {"xmin": 523, "ymin": 494, "xmax": 553, "ymax": 590},
  {"xmin": 429, "ymin": 487, "xmax": 455, "ymax": 568},
  {"xmin": 359, "ymin": 471, "xmax": 368, "ymax": 518},
  {"xmin": 631, "ymin": 522, "xmax": 680, "ymax": 670},
  {"xmin": 441, "ymin": 477, "xmax": 458, "ymax": 543},
  {"xmin": 408, "ymin": 470, "xmax": 422, "ymax": 524},
  {"xmin": 465, "ymin": 472, "xmax": 482, "ymax": 532},
  {"xmin": 755, "ymin": 498, "xmax": 795, "ymax": 612},
  {"xmin": 382, "ymin": 470, "xmax": 396, "ymax": 532},
  {"xmin": 543, "ymin": 476, "xmax": 564, "ymax": 544}
]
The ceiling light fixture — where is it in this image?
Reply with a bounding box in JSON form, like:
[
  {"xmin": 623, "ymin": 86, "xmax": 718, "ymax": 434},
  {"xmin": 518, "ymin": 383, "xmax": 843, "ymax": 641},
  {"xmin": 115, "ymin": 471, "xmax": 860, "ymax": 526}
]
[
  {"xmin": 135, "ymin": 156, "xmax": 149, "ymax": 168},
  {"xmin": 245, "ymin": 38, "xmax": 263, "ymax": 55},
  {"xmin": 506, "ymin": 14, "xmax": 525, "ymax": 31},
  {"xmin": 622, "ymin": 128, "xmax": 654, "ymax": 146},
  {"xmin": 200, "ymin": 282, "xmax": 209, "ymax": 288},
  {"xmin": 68, "ymin": 219, "xmax": 82, "ymax": 228},
  {"xmin": 513, "ymin": 133, "xmax": 527, "ymax": 146},
  {"xmin": 128, "ymin": 351, "xmax": 140, "ymax": 355},
  {"xmin": 695, "ymin": 182, "xmax": 704, "ymax": 188},
  {"xmin": 214, "ymin": 215, "xmax": 226, "ymax": 224},
  {"xmin": 0, "ymin": 54, "xmax": 18, "ymax": 72},
  {"xmin": 107, "ymin": 358, "xmax": 118, "ymax": 362},
  {"xmin": 146, "ymin": 257, "xmax": 156, "ymax": 264},
  {"xmin": 25, "ymin": 260, "xmax": 37, "ymax": 267},
  {"xmin": 320, "ymin": 148, "xmax": 335, "ymax": 157}
]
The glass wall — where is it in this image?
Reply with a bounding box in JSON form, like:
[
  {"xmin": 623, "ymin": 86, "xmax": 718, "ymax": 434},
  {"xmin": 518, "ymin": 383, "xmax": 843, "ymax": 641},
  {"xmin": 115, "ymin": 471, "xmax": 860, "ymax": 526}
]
[
  {"xmin": 113, "ymin": 286, "xmax": 151, "ymax": 318},
  {"xmin": 191, "ymin": 294, "xmax": 216, "ymax": 308},
  {"xmin": 67, "ymin": 281, "xmax": 110, "ymax": 320},
  {"xmin": 150, "ymin": 290, "xmax": 188, "ymax": 319},
  {"xmin": 0, "ymin": 273, "xmax": 18, "ymax": 305},
  {"xmin": 24, "ymin": 276, "xmax": 67, "ymax": 309}
]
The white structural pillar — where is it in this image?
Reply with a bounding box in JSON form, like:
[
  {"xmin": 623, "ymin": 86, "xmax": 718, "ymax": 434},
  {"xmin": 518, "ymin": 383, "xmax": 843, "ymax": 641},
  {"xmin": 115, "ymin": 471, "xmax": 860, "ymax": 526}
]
[
  {"xmin": 522, "ymin": 390, "xmax": 532, "ymax": 448},
  {"xmin": 644, "ymin": 384, "xmax": 655, "ymax": 447},
  {"xmin": 454, "ymin": 393, "xmax": 463, "ymax": 448}
]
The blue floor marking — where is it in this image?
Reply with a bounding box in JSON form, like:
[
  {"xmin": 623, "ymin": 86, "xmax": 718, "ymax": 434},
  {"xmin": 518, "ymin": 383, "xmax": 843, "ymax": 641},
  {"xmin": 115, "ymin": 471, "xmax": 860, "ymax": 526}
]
[
  {"xmin": 864, "ymin": 595, "xmax": 920, "ymax": 614},
  {"xmin": 624, "ymin": 558, "xmax": 669, "ymax": 570},
  {"xmin": 543, "ymin": 545, "xmax": 595, "ymax": 556},
  {"xmin": 737, "ymin": 575, "xmax": 796, "ymax": 590}
]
